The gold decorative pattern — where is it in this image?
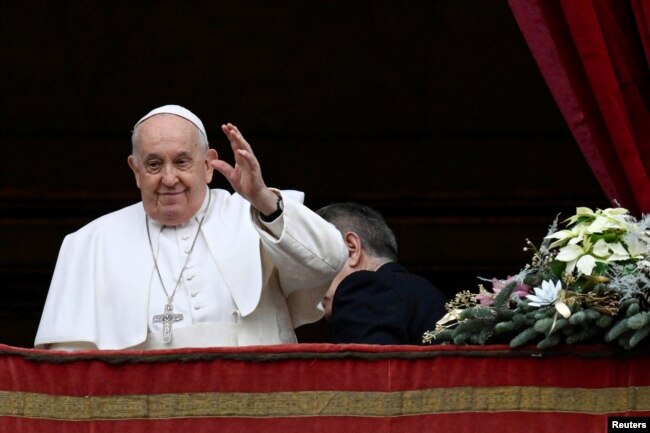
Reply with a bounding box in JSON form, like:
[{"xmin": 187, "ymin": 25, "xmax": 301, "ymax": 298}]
[{"xmin": 1, "ymin": 386, "xmax": 648, "ymax": 420}]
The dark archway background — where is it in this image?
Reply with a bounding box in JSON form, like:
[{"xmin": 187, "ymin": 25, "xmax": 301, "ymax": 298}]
[{"xmin": 0, "ymin": 0, "xmax": 608, "ymax": 347}]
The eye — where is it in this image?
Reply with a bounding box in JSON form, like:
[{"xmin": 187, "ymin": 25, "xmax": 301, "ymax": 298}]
[
  {"xmin": 175, "ymin": 158, "xmax": 193, "ymax": 170},
  {"xmin": 144, "ymin": 160, "xmax": 162, "ymax": 174}
]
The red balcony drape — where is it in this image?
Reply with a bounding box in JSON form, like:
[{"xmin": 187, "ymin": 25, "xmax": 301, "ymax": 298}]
[
  {"xmin": 1, "ymin": 343, "xmax": 648, "ymax": 433},
  {"xmin": 509, "ymin": 0, "xmax": 650, "ymax": 215}
]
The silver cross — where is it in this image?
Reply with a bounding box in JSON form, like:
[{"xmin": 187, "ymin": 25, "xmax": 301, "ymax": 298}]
[{"xmin": 153, "ymin": 303, "xmax": 184, "ymax": 344}]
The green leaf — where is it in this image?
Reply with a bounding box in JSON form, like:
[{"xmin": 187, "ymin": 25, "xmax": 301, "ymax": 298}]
[
  {"xmin": 569, "ymin": 311, "xmax": 587, "ymax": 325},
  {"xmin": 510, "ymin": 327, "xmax": 541, "ymax": 348},
  {"xmin": 493, "ymin": 281, "xmax": 516, "ymax": 309},
  {"xmin": 550, "ymin": 260, "xmax": 567, "ymax": 277},
  {"xmin": 592, "ymin": 261, "xmax": 608, "ymax": 276},
  {"xmin": 585, "ymin": 309, "xmax": 602, "ymax": 321},
  {"xmin": 494, "ymin": 321, "xmax": 517, "ymax": 334},
  {"xmin": 595, "ymin": 315, "xmax": 613, "ymax": 328},
  {"xmin": 629, "ymin": 326, "xmax": 650, "ymax": 348},
  {"xmin": 565, "ymin": 327, "xmax": 602, "ymax": 345},
  {"xmin": 453, "ymin": 332, "xmax": 470, "ymax": 345},
  {"xmin": 537, "ymin": 333, "xmax": 562, "ymax": 349},
  {"xmin": 628, "ymin": 312, "xmax": 650, "ymax": 330},
  {"xmin": 626, "ymin": 302, "xmax": 640, "ymax": 317},
  {"xmin": 604, "ymin": 318, "xmax": 630, "ymax": 342},
  {"xmin": 534, "ymin": 317, "xmax": 554, "ymax": 333}
]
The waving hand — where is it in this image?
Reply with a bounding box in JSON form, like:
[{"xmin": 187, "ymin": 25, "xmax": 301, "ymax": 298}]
[{"xmin": 211, "ymin": 123, "xmax": 279, "ymax": 215}]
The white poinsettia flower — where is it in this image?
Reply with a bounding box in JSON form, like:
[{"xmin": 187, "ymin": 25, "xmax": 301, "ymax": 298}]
[
  {"xmin": 574, "ymin": 254, "xmax": 597, "ymax": 275},
  {"xmin": 585, "ymin": 208, "xmax": 629, "ymax": 233},
  {"xmin": 563, "ymin": 207, "xmax": 595, "ymax": 226},
  {"xmin": 591, "ymin": 239, "xmax": 611, "ymax": 257},
  {"xmin": 576, "ymin": 207, "xmax": 595, "ymax": 215},
  {"xmin": 589, "ymin": 239, "xmax": 631, "ymax": 263},
  {"xmin": 563, "ymin": 207, "xmax": 629, "ymax": 232},
  {"xmin": 546, "ymin": 225, "xmax": 589, "ymax": 249},
  {"xmin": 555, "ymin": 237, "xmax": 600, "ymax": 275},
  {"xmin": 546, "ymin": 229, "xmax": 577, "ymax": 249},
  {"xmin": 603, "ymin": 208, "xmax": 629, "ymax": 216},
  {"xmin": 545, "ymin": 229, "xmax": 575, "ymax": 241},
  {"xmin": 526, "ymin": 280, "xmax": 562, "ymax": 307},
  {"xmin": 586, "ymin": 216, "xmax": 610, "ymax": 233},
  {"xmin": 606, "ymin": 242, "xmax": 631, "ymax": 261},
  {"xmin": 555, "ymin": 243, "xmax": 585, "ymax": 262},
  {"xmin": 602, "ymin": 207, "xmax": 630, "ymax": 222},
  {"xmin": 560, "ymin": 252, "xmax": 597, "ymax": 275},
  {"xmin": 567, "ymin": 229, "xmax": 587, "ymax": 244}
]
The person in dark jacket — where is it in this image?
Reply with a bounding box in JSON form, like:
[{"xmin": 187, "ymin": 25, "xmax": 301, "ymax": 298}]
[{"xmin": 317, "ymin": 203, "xmax": 447, "ymax": 345}]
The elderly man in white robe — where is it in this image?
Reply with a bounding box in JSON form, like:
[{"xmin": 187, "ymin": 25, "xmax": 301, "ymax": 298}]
[{"xmin": 34, "ymin": 105, "xmax": 347, "ymax": 350}]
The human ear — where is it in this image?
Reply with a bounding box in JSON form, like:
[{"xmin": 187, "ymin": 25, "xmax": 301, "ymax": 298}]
[
  {"xmin": 204, "ymin": 149, "xmax": 218, "ymax": 183},
  {"xmin": 344, "ymin": 232, "xmax": 363, "ymax": 267},
  {"xmin": 127, "ymin": 155, "xmax": 141, "ymax": 189}
]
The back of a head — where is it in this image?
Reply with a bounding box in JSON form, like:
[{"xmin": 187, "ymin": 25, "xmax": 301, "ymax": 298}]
[{"xmin": 317, "ymin": 202, "xmax": 398, "ymax": 261}]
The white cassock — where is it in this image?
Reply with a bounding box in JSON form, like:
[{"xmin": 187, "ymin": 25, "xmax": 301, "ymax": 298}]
[{"xmin": 34, "ymin": 188, "xmax": 346, "ymax": 350}]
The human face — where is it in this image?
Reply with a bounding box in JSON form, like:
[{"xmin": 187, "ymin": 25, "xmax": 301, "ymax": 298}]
[
  {"xmin": 128, "ymin": 114, "xmax": 216, "ymax": 226},
  {"xmin": 321, "ymin": 264, "xmax": 353, "ymax": 320}
]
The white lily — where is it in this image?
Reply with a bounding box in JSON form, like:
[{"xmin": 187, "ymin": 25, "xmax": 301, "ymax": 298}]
[{"xmin": 526, "ymin": 280, "xmax": 562, "ymax": 307}]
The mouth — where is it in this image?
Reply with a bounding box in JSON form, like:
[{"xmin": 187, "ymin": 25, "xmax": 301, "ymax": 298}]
[
  {"xmin": 156, "ymin": 190, "xmax": 187, "ymax": 204},
  {"xmin": 157, "ymin": 190, "xmax": 186, "ymax": 196}
]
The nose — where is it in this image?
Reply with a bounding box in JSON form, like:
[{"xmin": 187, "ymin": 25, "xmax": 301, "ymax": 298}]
[{"xmin": 160, "ymin": 164, "xmax": 179, "ymax": 186}]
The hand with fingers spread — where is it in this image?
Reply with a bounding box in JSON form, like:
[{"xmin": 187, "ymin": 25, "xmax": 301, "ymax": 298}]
[{"xmin": 211, "ymin": 123, "xmax": 280, "ymax": 216}]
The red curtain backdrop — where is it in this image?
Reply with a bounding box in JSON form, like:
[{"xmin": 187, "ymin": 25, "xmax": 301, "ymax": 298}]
[{"xmin": 509, "ymin": 0, "xmax": 650, "ymax": 216}]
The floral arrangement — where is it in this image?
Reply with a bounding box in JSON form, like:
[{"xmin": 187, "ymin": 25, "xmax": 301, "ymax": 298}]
[{"xmin": 423, "ymin": 207, "xmax": 650, "ymax": 350}]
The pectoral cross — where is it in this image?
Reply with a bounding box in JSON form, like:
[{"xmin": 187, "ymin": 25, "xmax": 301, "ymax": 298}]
[{"xmin": 153, "ymin": 303, "xmax": 184, "ymax": 344}]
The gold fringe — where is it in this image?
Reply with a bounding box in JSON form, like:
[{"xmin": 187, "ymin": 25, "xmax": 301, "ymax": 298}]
[{"xmin": 1, "ymin": 386, "xmax": 648, "ymax": 420}]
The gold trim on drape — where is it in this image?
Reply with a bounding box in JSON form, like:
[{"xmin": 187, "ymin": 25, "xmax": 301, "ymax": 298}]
[{"xmin": 2, "ymin": 386, "xmax": 649, "ymax": 420}]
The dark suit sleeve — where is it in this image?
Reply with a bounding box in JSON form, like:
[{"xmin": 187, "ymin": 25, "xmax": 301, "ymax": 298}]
[{"xmin": 330, "ymin": 271, "xmax": 412, "ymax": 344}]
